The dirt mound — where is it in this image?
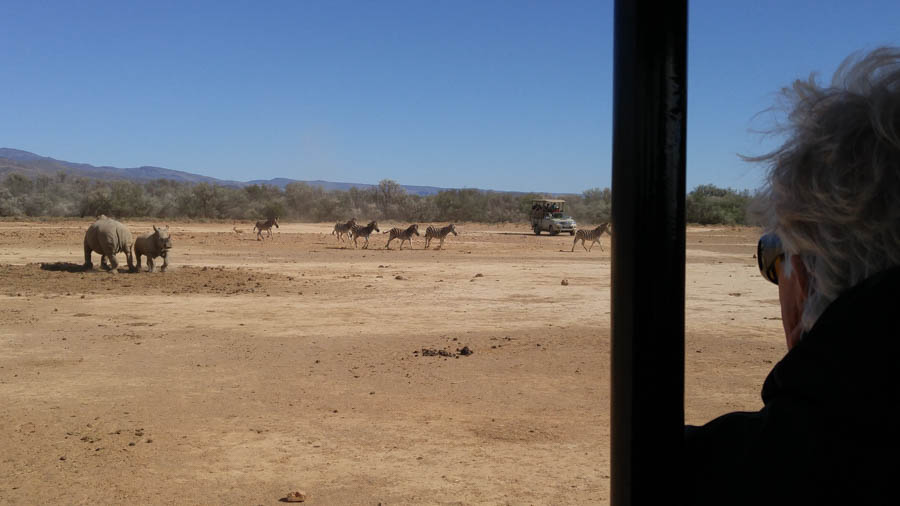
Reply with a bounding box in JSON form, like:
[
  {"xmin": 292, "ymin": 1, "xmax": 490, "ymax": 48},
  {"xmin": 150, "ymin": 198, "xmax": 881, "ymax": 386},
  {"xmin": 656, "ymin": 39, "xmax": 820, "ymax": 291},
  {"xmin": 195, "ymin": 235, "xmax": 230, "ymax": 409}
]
[{"xmin": 1, "ymin": 263, "xmax": 299, "ymax": 297}]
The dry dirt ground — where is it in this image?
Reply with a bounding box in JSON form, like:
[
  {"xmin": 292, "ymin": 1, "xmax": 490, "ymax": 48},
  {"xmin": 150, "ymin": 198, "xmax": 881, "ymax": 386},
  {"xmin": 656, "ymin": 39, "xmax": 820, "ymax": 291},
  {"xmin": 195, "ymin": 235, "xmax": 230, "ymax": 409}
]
[{"xmin": 0, "ymin": 220, "xmax": 785, "ymax": 505}]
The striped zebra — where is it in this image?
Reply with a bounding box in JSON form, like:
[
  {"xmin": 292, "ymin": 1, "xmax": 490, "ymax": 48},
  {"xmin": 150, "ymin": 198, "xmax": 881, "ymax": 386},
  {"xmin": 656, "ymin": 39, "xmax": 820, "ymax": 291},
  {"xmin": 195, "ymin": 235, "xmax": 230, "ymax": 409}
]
[
  {"xmin": 424, "ymin": 224, "xmax": 458, "ymax": 250},
  {"xmin": 253, "ymin": 217, "xmax": 279, "ymax": 241},
  {"xmin": 571, "ymin": 223, "xmax": 611, "ymax": 252},
  {"xmin": 332, "ymin": 218, "xmax": 357, "ymax": 243},
  {"xmin": 383, "ymin": 224, "xmax": 419, "ymax": 250},
  {"xmin": 349, "ymin": 220, "xmax": 379, "ymax": 249}
]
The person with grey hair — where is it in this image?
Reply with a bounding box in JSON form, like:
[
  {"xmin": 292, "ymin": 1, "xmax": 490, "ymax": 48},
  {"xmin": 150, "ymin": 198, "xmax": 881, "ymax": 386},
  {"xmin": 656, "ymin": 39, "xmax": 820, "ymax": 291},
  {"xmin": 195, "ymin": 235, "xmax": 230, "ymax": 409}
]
[{"xmin": 685, "ymin": 47, "xmax": 900, "ymax": 505}]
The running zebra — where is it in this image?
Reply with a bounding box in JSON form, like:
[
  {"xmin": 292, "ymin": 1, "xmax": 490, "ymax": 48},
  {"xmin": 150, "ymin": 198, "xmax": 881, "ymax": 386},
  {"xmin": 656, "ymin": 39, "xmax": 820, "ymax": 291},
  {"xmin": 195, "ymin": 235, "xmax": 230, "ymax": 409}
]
[
  {"xmin": 383, "ymin": 224, "xmax": 419, "ymax": 250},
  {"xmin": 571, "ymin": 223, "xmax": 611, "ymax": 252},
  {"xmin": 349, "ymin": 220, "xmax": 379, "ymax": 249},
  {"xmin": 253, "ymin": 217, "xmax": 279, "ymax": 241},
  {"xmin": 332, "ymin": 218, "xmax": 357, "ymax": 243},
  {"xmin": 424, "ymin": 224, "xmax": 458, "ymax": 250}
]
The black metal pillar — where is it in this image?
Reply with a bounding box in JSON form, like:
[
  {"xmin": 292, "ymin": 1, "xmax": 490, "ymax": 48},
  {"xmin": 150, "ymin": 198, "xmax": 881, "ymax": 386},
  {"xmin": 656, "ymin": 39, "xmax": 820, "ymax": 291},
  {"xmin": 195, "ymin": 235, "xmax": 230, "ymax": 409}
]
[{"xmin": 611, "ymin": 1, "xmax": 687, "ymax": 505}]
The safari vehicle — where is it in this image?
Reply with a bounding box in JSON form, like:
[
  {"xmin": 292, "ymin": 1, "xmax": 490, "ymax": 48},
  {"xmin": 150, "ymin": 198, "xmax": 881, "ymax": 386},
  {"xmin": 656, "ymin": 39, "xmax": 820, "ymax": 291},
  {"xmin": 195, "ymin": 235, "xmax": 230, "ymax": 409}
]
[{"xmin": 529, "ymin": 199, "xmax": 577, "ymax": 235}]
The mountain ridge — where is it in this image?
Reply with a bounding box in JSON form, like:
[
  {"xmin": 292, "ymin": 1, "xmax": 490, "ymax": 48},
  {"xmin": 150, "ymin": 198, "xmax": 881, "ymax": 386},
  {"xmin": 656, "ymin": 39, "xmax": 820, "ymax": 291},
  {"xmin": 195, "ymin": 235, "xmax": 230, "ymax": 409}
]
[{"xmin": 0, "ymin": 148, "xmax": 537, "ymax": 196}]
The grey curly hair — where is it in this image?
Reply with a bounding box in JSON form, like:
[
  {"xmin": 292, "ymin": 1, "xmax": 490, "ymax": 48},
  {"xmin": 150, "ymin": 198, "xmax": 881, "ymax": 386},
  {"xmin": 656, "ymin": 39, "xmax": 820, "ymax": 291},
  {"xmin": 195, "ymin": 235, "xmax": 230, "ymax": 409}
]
[{"xmin": 750, "ymin": 47, "xmax": 900, "ymax": 332}]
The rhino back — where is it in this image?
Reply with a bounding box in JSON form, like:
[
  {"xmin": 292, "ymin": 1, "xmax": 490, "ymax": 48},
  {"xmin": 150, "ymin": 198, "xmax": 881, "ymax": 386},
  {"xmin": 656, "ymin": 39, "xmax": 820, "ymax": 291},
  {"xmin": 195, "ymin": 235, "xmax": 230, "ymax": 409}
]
[{"xmin": 87, "ymin": 218, "xmax": 133, "ymax": 254}]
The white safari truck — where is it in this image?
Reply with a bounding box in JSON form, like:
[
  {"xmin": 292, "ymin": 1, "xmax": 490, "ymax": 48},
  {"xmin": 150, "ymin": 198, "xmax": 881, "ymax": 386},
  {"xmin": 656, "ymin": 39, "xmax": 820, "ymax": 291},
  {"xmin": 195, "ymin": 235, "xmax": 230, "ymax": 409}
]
[{"xmin": 530, "ymin": 199, "xmax": 577, "ymax": 235}]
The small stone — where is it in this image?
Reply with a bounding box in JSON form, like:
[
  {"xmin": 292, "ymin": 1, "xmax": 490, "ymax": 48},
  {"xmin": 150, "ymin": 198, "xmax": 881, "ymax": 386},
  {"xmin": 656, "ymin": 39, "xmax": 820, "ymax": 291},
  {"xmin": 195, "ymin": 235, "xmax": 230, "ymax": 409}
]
[
  {"xmin": 474, "ymin": 273, "xmax": 484, "ymax": 277},
  {"xmin": 561, "ymin": 279, "xmax": 569, "ymax": 286},
  {"xmin": 284, "ymin": 490, "xmax": 307, "ymax": 502},
  {"xmin": 59, "ymin": 456, "xmax": 66, "ymax": 461}
]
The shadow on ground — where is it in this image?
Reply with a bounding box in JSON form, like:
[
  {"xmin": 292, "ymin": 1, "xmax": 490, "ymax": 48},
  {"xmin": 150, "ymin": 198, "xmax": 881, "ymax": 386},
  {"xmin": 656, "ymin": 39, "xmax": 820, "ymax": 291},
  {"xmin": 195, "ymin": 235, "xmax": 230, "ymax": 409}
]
[
  {"xmin": 40, "ymin": 262, "xmax": 87, "ymax": 272},
  {"xmin": 40, "ymin": 262, "xmax": 133, "ymax": 273}
]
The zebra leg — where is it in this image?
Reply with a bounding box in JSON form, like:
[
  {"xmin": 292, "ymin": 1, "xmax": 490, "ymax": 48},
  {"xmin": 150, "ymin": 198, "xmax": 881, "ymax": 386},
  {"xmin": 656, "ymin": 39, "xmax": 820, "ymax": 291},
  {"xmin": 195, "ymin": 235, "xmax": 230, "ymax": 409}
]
[
  {"xmin": 424, "ymin": 237, "xmax": 430, "ymax": 249},
  {"xmin": 597, "ymin": 239, "xmax": 604, "ymax": 252},
  {"xmin": 385, "ymin": 237, "xmax": 392, "ymax": 249},
  {"xmin": 572, "ymin": 237, "xmax": 578, "ymax": 252},
  {"xmin": 437, "ymin": 237, "xmax": 444, "ymax": 250},
  {"xmin": 583, "ymin": 239, "xmax": 589, "ymax": 252}
]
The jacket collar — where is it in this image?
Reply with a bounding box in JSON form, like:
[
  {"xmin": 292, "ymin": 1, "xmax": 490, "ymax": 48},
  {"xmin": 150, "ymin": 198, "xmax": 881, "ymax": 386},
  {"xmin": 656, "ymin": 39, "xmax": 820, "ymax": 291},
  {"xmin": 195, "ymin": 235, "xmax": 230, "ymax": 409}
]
[{"xmin": 762, "ymin": 265, "xmax": 900, "ymax": 408}]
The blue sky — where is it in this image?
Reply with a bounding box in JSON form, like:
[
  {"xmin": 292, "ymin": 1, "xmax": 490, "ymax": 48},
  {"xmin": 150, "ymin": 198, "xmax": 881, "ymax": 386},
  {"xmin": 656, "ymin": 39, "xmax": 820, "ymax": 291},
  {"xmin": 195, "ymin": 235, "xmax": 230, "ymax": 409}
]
[{"xmin": 2, "ymin": 1, "xmax": 898, "ymax": 193}]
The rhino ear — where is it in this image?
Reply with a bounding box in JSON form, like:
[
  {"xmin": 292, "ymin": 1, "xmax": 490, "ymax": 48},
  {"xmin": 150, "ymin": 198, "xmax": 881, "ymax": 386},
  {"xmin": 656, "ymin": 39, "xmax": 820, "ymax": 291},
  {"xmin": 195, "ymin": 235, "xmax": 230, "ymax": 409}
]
[
  {"xmin": 153, "ymin": 225, "xmax": 158, "ymax": 232},
  {"xmin": 165, "ymin": 225, "xmax": 169, "ymax": 230}
]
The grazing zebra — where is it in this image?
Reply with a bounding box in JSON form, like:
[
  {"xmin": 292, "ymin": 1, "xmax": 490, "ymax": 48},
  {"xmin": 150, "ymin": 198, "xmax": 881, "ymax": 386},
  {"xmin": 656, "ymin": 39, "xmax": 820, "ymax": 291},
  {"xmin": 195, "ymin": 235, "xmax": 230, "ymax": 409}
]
[
  {"xmin": 572, "ymin": 223, "xmax": 612, "ymax": 252},
  {"xmin": 332, "ymin": 218, "xmax": 357, "ymax": 242},
  {"xmin": 349, "ymin": 220, "xmax": 379, "ymax": 249},
  {"xmin": 424, "ymin": 224, "xmax": 458, "ymax": 250},
  {"xmin": 253, "ymin": 217, "xmax": 279, "ymax": 241},
  {"xmin": 383, "ymin": 224, "xmax": 419, "ymax": 250}
]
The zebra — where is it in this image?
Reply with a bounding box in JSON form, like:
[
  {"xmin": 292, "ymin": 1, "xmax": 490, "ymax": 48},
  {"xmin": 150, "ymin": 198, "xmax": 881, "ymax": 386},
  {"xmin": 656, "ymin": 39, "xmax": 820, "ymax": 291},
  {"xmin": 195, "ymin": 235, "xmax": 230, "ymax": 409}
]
[
  {"xmin": 383, "ymin": 224, "xmax": 419, "ymax": 250},
  {"xmin": 253, "ymin": 217, "xmax": 279, "ymax": 241},
  {"xmin": 424, "ymin": 224, "xmax": 458, "ymax": 250},
  {"xmin": 332, "ymin": 218, "xmax": 357, "ymax": 243},
  {"xmin": 571, "ymin": 223, "xmax": 612, "ymax": 252},
  {"xmin": 349, "ymin": 220, "xmax": 379, "ymax": 249}
]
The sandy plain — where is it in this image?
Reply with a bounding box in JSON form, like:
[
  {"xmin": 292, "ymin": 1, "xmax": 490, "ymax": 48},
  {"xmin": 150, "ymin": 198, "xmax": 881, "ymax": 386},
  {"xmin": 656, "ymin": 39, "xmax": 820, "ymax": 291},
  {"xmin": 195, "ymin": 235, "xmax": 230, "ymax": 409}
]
[{"xmin": 0, "ymin": 220, "xmax": 785, "ymax": 505}]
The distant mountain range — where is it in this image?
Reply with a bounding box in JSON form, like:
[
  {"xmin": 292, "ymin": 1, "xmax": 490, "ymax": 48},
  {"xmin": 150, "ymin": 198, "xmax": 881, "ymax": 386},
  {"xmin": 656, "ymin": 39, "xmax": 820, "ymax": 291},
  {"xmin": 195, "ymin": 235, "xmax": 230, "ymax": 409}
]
[{"xmin": 0, "ymin": 148, "xmax": 527, "ymax": 196}]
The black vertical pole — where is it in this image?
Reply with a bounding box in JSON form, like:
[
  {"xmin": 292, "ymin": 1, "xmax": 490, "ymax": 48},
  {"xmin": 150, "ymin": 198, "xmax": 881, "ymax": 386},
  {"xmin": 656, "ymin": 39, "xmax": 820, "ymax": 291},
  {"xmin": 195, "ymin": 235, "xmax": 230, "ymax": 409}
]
[{"xmin": 611, "ymin": 1, "xmax": 687, "ymax": 505}]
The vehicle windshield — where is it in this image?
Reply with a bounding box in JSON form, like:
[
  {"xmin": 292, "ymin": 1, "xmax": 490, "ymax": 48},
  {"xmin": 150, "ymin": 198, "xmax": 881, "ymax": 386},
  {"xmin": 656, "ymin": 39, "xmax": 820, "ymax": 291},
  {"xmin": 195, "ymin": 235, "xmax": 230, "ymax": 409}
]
[{"xmin": 552, "ymin": 212, "xmax": 570, "ymax": 219}]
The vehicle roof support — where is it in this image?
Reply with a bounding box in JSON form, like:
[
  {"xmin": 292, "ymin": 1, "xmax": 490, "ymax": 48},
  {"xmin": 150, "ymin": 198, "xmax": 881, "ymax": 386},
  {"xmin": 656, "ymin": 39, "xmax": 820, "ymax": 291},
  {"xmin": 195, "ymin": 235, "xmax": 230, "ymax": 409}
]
[{"xmin": 610, "ymin": 1, "xmax": 687, "ymax": 504}]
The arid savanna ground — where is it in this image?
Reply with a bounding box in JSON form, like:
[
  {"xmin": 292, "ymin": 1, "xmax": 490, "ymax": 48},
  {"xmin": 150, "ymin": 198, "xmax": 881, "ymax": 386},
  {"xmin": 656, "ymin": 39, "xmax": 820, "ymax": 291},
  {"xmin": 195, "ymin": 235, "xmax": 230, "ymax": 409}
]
[{"xmin": 0, "ymin": 220, "xmax": 785, "ymax": 505}]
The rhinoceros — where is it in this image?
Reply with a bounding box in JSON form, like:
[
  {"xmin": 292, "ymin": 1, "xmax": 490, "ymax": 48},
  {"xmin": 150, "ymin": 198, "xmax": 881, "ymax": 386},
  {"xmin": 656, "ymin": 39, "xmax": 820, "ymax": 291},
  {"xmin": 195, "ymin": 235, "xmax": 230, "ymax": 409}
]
[
  {"xmin": 134, "ymin": 225, "xmax": 172, "ymax": 272},
  {"xmin": 83, "ymin": 216, "xmax": 135, "ymax": 272}
]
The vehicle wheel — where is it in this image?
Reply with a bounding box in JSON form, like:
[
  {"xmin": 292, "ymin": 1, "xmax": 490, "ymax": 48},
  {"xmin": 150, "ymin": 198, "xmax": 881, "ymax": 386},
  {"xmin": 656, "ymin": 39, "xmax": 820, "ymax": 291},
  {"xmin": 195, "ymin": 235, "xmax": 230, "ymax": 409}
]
[
  {"xmin": 569, "ymin": 230, "xmax": 575, "ymax": 236},
  {"xmin": 550, "ymin": 226, "xmax": 559, "ymax": 236},
  {"xmin": 534, "ymin": 228, "xmax": 541, "ymax": 235}
]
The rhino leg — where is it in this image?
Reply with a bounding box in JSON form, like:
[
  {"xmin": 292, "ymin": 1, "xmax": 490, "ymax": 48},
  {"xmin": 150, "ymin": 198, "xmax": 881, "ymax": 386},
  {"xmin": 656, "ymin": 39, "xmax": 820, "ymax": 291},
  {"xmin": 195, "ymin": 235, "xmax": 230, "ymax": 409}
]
[
  {"xmin": 83, "ymin": 243, "xmax": 94, "ymax": 270},
  {"xmin": 160, "ymin": 251, "xmax": 169, "ymax": 272},
  {"xmin": 147, "ymin": 256, "xmax": 155, "ymax": 273},
  {"xmin": 135, "ymin": 250, "xmax": 143, "ymax": 271},
  {"xmin": 107, "ymin": 254, "xmax": 119, "ymax": 273},
  {"xmin": 125, "ymin": 249, "xmax": 135, "ymax": 273}
]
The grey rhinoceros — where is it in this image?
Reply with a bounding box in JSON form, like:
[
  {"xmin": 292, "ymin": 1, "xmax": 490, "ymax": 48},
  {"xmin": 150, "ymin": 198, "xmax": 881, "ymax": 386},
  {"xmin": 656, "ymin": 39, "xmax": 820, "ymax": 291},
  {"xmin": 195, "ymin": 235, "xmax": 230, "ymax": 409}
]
[
  {"xmin": 83, "ymin": 215, "xmax": 135, "ymax": 272},
  {"xmin": 134, "ymin": 225, "xmax": 172, "ymax": 272}
]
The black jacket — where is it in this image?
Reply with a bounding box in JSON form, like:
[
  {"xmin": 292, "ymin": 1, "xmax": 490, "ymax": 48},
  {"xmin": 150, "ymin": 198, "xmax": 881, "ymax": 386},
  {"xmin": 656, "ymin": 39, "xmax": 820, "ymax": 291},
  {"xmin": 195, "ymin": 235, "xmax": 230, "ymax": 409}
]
[{"xmin": 685, "ymin": 266, "xmax": 900, "ymax": 505}]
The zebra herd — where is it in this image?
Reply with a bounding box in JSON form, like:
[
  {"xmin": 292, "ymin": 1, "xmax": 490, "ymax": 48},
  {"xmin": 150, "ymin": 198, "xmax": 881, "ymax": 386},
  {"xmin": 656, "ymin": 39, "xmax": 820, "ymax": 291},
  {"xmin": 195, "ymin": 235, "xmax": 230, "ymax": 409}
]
[
  {"xmin": 255, "ymin": 216, "xmax": 609, "ymax": 253},
  {"xmin": 332, "ymin": 220, "xmax": 458, "ymax": 250}
]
